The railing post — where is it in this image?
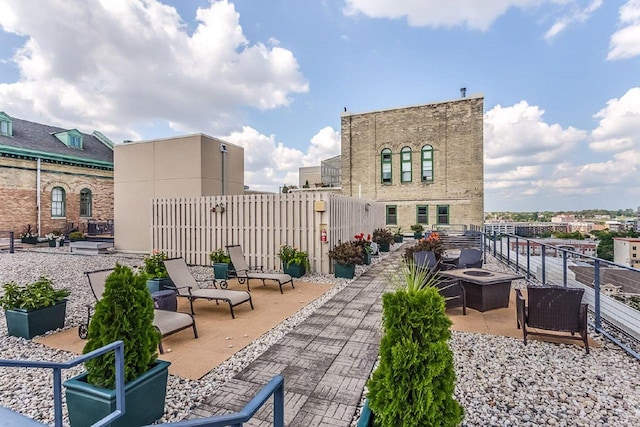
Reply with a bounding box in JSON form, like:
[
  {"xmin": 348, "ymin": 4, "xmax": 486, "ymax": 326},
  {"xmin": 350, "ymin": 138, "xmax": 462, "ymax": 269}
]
[
  {"xmin": 9, "ymin": 231, "xmax": 15, "ymax": 253},
  {"xmin": 594, "ymin": 259, "xmax": 601, "ymax": 330},
  {"xmin": 492, "ymin": 231, "xmax": 497, "ymax": 257},
  {"xmin": 273, "ymin": 378, "xmax": 284, "ymax": 427},
  {"xmin": 53, "ymin": 368, "xmax": 63, "ymax": 427},
  {"xmin": 526, "ymin": 241, "xmax": 531, "ymax": 280},
  {"xmin": 499, "ymin": 236, "xmax": 503, "ymax": 262},
  {"xmin": 562, "ymin": 251, "xmax": 568, "ymax": 287},
  {"xmin": 514, "ymin": 236, "xmax": 519, "ymax": 273},
  {"xmin": 506, "ymin": 235, "xmax": 511, "ymax": 267},
  {"xmin": 541, "ymin": 244, "xmax": 546, "ymax": 284}
]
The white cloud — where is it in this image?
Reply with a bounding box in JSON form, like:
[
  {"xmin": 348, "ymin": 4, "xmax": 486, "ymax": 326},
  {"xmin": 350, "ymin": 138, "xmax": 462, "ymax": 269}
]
[
  {"xmin": 608, "ymin": 0, "xmax": 640, "ymax": 60},
  {"xmin": 544, "ymin": 0, "xmax": 602, "ymax": 40},
  {"xmin": 0, "ymin": 0, "xmax": 308, "ymax": 142},
  {"xmin": 222, "ymin": 126, "xmax": 340, "ymax": 192},
  {"xmin": 590, "ymin": 87, "xmax": 640, "ymax": 152},
  {"xmin": 343, "ymin": 0, "xmax": 561, "ymax": 30}
]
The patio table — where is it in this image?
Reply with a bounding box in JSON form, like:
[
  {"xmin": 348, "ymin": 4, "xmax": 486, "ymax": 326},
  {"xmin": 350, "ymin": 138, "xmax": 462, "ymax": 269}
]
[{"xmin": 439, "ymin": 268, "xmax": 524, "ymax": 312}]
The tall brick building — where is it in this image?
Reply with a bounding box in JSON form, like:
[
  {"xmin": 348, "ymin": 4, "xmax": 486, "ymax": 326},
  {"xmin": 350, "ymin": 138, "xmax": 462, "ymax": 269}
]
[
  {"xmin": 0, "ymin": 112, "xmax": 114, "ymax": 238},
  {"xmin": 340, "ymin": 95, "xmax": 484, "ymax": 231}
]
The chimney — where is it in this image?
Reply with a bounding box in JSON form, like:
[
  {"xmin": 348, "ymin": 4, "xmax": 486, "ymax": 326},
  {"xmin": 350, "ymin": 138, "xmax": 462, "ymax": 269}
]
[{"xmin": 460, "ymin": 87, "xmax": 467, "ymax": 98}]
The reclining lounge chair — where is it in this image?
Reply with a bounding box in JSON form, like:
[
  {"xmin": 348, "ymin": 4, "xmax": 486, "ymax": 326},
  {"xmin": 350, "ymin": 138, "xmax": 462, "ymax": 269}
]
[
  {"xmin": 163, "ymin": 257, "xmax": 254, "ymax": 318},
  {"xmin": 81, "ymin": 268, "xmax": 198, "ymax": 354},
  {"xmin": 226, "ymin": 244, "xmax": 294, "ymax": 294}
]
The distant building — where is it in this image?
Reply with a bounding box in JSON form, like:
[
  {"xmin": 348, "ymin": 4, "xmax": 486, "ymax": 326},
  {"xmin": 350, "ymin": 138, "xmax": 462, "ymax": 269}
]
[
  {"xmin": 0, "ymin": 111, "xmax": 114, "ymax": 238},
  {"xmin": 321, "ymin": 155, "xmax": 341, "ymax": 187},
  {"xmin": 510, "ymin": 239, "xmax": 598, "ymax": 257},
  {"xmin": 299, "ymin": 166, "xmax": 321, "ymax": 188},
  {"xmin": 613, "ymin": 237, "xmax": 640, "ymax": 269},
  {"xmin": 340, "ymin": 95, "xmax": 484, "ymax": 231}
]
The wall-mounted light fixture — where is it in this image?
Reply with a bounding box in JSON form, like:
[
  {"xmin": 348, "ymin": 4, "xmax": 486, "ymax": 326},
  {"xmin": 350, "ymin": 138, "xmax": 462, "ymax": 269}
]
[{"xmin": 211, "ymin": 203, "xmax": 226, "ymax": 213}]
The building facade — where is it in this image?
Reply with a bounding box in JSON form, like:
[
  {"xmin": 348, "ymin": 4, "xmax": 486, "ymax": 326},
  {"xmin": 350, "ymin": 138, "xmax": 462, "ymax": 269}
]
[
  {"xmin": 340, "ymin": 95, "xmax": 484, "ymax": 231},
  {"xmin": 114, "ymin": 134, "xmax": 244, "ymax": 251},
  {"xmin": 613, "ymin": 238, "xmax": 640, "ymax": 268},
  {"xmin": 0, "ymin": 112, "xmax": 114, "ymax": 238}
]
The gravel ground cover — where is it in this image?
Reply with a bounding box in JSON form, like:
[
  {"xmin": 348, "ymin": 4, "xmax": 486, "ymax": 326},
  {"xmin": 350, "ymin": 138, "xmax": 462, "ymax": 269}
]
[{"xmin": 1, "ymin": 247, "xmax": 640, "ymax": 426}]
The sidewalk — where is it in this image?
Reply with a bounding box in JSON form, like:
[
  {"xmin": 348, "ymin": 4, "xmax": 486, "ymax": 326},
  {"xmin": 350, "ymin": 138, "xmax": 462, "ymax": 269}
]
[{"xmin": 186, "ymin": 251, "xmax": 403, "ymax": 426}]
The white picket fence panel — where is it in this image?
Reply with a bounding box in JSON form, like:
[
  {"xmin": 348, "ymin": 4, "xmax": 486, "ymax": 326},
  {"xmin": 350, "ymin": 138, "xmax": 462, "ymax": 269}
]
[{"xmin": 151, "ymin": 192, "xmax": 385, "ymax": 274}]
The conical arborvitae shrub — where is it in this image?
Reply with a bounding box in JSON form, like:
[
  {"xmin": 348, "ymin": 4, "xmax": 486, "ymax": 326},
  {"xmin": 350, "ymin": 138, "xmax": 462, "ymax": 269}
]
[
  {"xmin": 367, "ymin": 284, "xmax": 463, "ymax": 426},
  {"xmin": 83, "ymin": 263, "xmax": 160, "ymax": 388}
]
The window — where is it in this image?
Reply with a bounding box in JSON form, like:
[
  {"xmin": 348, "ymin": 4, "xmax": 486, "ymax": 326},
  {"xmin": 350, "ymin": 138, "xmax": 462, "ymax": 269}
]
[
  {"xmin": 401, "ymin": 147, "xmax": 412, "ymax": 182},
  {"xmin": 70, "ymin": 135, "xmax": 82, "ymax": 148},
  {"xmin": 417, "ymin": 205, "xmax": 428, "ymax": 224},
  {"xmin": 436, "ymin": 205, "xmax": 449, "ymax": 225},
  {"xmin": 633, "ymin": 254, "xmax": 637, "ymax": 258},
  {"xmin": 0, "ymin": 121, "xmax": 8, "ymax": 135},
  {"xmin": 386, "ymin": 205, "xmax": 397, "ymax": 225},
  {"xmin": 80, "ymin": 188, "xmax": 92, "ymax": 217},
  {"xmin": 381, "ymin": 148, "xmax": 392, "ymax": 183},
  {"xmin": 421, "ymin": 145, "xmax": 434, "ymax": 182},
  {"xmin": 51, "ymin": 187, "xmax": 66, "ymax": 217}
]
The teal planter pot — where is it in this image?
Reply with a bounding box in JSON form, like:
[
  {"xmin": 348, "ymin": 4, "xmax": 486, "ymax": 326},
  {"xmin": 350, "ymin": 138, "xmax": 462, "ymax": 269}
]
[
  {"xmin": 413, "ymin": 232, "xmax": 423, "ymax": 239},
  {"xmin": 394, "ymin": 235, "xmax": 404, "ymax": 243},
  {"xmin": 21, "ymin": 237, "xmax": 37, "ymax": 244},
  {"xmin": 357, "ymin": 399, "xmax": 374, "ymax": 427},
  {"xmin": 363, "ymin": 252, "xmax": 372, "ymax": 265},
  {"xmin": 379, "ymin": 242, "xmax": 390, "ymax": 252},
  {"xmin": 334, "ymin": 263, "xmax": 355, "ymax": 279},
  {"xmin": 146, "ymin": 277, "xmax": 173, "ymax": 293},
  {"xmin": 64, "ymin": 360, "xmax": 171, "ymax": 427},
  {"xmin": 283, "ymin": 263, "xmax": 305, "ymax": 278},
  {"xmin": 5, "ymin": 300, "xmax": 67, "ymax": 339},
  {"xmin": 212, "ymin": 263, "xmax": 230, "ymax": 280}
]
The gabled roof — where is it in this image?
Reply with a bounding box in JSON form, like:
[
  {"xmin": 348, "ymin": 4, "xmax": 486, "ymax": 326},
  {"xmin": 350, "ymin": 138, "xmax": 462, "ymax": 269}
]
[{"xmin": 0, "ymin": 115, "xmax": 114, "ymax": 168}]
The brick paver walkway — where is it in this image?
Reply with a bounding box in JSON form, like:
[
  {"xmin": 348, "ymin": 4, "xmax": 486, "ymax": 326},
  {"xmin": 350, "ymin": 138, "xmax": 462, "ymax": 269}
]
[{"xmin": 186, "ymin": 250, "xmax": 403, "ymax": 426}]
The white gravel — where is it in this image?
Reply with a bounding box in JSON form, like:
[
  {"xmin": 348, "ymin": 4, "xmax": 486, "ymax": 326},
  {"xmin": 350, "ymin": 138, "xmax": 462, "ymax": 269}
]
[{"xmin": 1, "ymin": 246, "xmax": 640, "ymax": 426}]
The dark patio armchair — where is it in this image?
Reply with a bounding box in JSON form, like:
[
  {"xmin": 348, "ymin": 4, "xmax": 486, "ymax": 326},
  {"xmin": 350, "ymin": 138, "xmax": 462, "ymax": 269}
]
[
  {"xmin": 436, "ymin": 278, "xmax": 466, "ymax": 315},
  {"xmin": 441, "ymin": 248, "xmax": 483, "ymax": 270},
  {"xmin": 516, "ymin": 285, "xmax": 589, "ymax": 353},
  {"xmin": 413, "ymin": 250, "xmax": 439, "ymax": 271}
]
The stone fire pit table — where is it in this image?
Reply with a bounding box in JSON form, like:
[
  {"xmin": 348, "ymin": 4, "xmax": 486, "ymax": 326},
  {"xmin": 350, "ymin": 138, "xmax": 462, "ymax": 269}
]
[{"xmin": 439, "ymin": 268, "xmax": 524, "ymax": 312}]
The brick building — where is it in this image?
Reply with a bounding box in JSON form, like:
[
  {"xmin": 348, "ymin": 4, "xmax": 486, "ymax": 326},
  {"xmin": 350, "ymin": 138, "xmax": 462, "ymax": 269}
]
[
  {"xmin": 340, "ymin": 95, "xmax": 484, "ymax": 231},
  {"xmin": 0, "ymin": 112, "xmax": 114, "ymax": 238}
]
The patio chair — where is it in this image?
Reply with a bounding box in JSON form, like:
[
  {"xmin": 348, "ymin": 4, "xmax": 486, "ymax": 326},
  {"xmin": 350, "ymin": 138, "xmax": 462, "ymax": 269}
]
[
  {"xmin": 413, "ymin": 250, "xmax": 439, "ymax": 270},
  {"xmin": 80, "ymin": 268, "xmax": 198, "ymax": 354},
  {"xmin": 516, "ymin": 285, "xmax": 589, "ymax": 353},
  {"xmin": 436, "ymin": 278, "xmax": 467, "ymax": 315},
  {"xmin": 226, "ymin": 245, "xmax": 294, "ymax": 294},
  {"xmin": 441, "ymin": 248, "xmax": 483, "ymax": 270},
  {"xmin": 163, "ymin": 257, "xmax": 253, "ymax": 318}
]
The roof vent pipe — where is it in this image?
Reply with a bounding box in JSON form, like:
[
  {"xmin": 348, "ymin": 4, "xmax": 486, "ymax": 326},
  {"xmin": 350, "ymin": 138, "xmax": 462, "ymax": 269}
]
[{"xmin": 460, "ymin": 87, "xmax": 467, "ymax": 98}]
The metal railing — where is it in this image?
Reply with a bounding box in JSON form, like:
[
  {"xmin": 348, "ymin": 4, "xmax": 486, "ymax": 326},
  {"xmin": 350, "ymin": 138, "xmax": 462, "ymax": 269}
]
[
  {"xmin": 483, "ymin": 232, "xmax": 640, "ymax": 360},
  {"xmin": 152, "ymin": 375, "xmax": 284, "ymax": 427},
  {"xmin": 0, "ymin": 341, "xmax": 125, "ymax": 426},
  {"xmin": 87, "ymin": 219, "xmax": 114, "ymax": 236},
  {"xmin": 0, "ymin": 230, "xmax": 15, "ymax": 253}
]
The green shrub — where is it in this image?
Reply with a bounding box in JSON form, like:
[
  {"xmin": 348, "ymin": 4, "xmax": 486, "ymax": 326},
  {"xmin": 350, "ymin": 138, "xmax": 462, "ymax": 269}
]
[
  {"xmin": 143, "ymin": 251, "xmax": 168, "ymax": 278},
  {"xmin": 209, "ymin": 248, "xmax": 231, "ymax": 264},
  {"xmin": 367, "ymin": 262, "xmax": 463, "ymax": 427},
  {"xmin": 0, "ymin": 277, "xmax": 70, "ymax": 310},
  {"xmin": 83, "ymin": 264, "xmax": 160, "ymax": 388},
  {"xmin": 68, "ymin": 231, "xmax": 84, "ymax": 241}
]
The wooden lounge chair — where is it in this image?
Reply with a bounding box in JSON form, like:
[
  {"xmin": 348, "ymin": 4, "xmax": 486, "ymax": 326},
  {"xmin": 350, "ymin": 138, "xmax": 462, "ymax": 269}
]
[
  {"xmin": 81, "ymin": 268, "xmax": 198, "ymax": 354},
  {"xmin": 163, "ymin": 257, "xmax": 254, "ymax": 318},
  {"xmin": 226, "ymin": 244, "xmax": 294, "ymax": 294},
  {"xmin": 516, "ymin": 285, "xmax": 589, "ymax": 353}
]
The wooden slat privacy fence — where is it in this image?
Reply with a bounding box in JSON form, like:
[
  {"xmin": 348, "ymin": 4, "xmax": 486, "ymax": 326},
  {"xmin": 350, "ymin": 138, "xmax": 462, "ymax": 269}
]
[{"xmin": 151, "ymin": 192, "xmax": 385, "ymax": 274}]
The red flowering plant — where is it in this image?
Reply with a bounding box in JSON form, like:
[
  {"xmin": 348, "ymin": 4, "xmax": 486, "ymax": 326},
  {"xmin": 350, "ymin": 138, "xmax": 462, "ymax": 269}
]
[
  {"xmin": 354, "ymin": 233, "xmax": 373, "ymax": 254},
  {"xmin": 403, "ymin": 231, "xmax": 445, "ymax": 262}
]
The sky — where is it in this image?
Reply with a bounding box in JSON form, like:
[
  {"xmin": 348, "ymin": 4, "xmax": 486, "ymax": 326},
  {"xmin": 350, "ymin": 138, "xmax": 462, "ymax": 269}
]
[{"xmin": 0, "ymin": 0, "xmax": 639, "ymax": 212}]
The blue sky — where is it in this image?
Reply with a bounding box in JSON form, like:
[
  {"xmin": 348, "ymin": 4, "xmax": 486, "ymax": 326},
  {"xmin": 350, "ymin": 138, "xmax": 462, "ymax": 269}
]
[{"xmin": 1, "ymin": 0, "xmax": 639, "ymax": 212}]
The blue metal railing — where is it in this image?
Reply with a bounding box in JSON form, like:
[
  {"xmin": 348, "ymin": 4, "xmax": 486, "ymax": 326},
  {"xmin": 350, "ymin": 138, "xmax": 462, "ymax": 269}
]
[
  {"xmin": 483, "ymin": 231, "xmax": 640, "ymax": 360},
  {"xmin": 150, "ymin": 375, "xmax": 285, "ymax": 427},
  {"xmin": 0, "ymin": 341, "xmax": 125, "ymax": 427}
]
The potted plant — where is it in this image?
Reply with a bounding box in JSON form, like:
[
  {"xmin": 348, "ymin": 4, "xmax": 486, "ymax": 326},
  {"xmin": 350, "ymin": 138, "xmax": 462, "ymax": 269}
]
[
  {"xmin": 403, "ymin": 231, "xmax": 445, "ymax": 262},
  {"xmin": 45, "ymin": 230, "xmax": 64, "ymax": 247},
  {"xmin": 64, "ymin": 264, "xmax": 170, "ymax": 427},
  {"xmin": 393, "ymin": 227, "xmax": 404, "ymax": 243},
  {"xmin": 364, "ymin": 261, "xmax": 464, "ymax": 426},
  {"xmin": 0, "ymin": 277, "xmax": 70, "ymax": 339},
  {"xmin": 68, "ymin": 231, "xmax": 84, "ymax": 241},
  {"xmin": 277, "ymin": 245, "xmax": 310, "ymax": 278},
  {"xmin": 410, "ymin": 223, "xmax": 425, "ymax": 239},
  {"xmin": 328, "ymin": 241, "xmax": 363, "ymax": 279},
  {"xmin": 20, "ymin": 224, "xmax": 37, "ymax": 244},
  {"xmin": 209, "ymin": 248, "xmax": 232, "ymax": 280},
  {"xmin": 372, "ymin": 228, "xmax": 394, "ymax": 252},
  {"xmin": 354, "ymin": 233, "xmax": 373, "ymax": 265},
  {"xmin": 142, "ymin": 250, "xmax": 173, "ymax": 293}
]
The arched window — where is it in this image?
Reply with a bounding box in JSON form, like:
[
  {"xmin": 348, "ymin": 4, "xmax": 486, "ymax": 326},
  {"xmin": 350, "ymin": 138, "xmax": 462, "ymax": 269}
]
[
  {"xmin": 401, "ymin": 146, "xmax": 412, "ymax": 182},
  {"xmin": 80, "ymin": 188, "xmax": 92, "ymax": 217},
  {"xmin": 421, "ymin": 145, "xmax": 434, "ymax": 182},
  {"xmin": 381, "ymin": 148, "xmax": 392, "ymax": 183},
  {"xmin": 51, "ymin": 187, "xmax": 66, "ymax": 217}
]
